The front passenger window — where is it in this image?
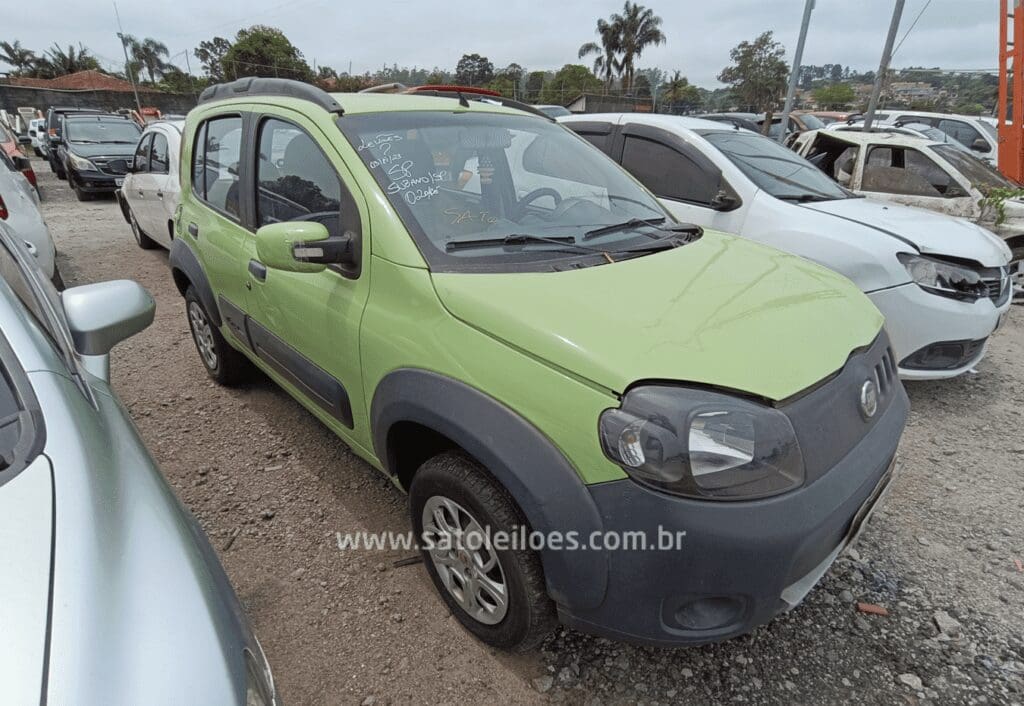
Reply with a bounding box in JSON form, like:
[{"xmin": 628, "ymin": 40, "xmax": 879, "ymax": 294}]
[
  {"xmin": 256, "ymin": 118, "xmax": 342, "ymax": 235},
  {"xmin": 150, "ymin": 133, "xmax": 170, "ymax": 174}
]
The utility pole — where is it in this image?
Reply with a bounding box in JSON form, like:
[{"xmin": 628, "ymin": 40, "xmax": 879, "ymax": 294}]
[
  {"xmin": 113, "ymin": 2, "xmax": 143, "ymax": 116},
  {"xmin": 864, "ymin": 0, "xmax": 906, "ymax": 129},
  {"xmin": 777, "ymin": 0, "xmax": 815, "ymax": 143}
]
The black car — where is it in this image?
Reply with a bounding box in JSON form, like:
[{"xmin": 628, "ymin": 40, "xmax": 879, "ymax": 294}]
[
  {"xmin": 58, "ymin": 114, "xmax": 141, "ymax": 201},
  {"xmin": 44, "ymin": 107, "xmax": 104, "ymax": 178}
]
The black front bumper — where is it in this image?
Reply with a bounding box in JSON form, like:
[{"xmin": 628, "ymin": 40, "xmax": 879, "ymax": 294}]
[
  {"xmin": 69, "ymin": 169, "xmax": 123, "ymax": 193},
  {"xmin": 555, "ymin": 335, "xmax": 909, "ymax": 646}
]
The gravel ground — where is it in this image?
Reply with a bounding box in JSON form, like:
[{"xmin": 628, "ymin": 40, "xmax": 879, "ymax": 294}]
[{"xmin": 35, "ymin": 158, "xmax": 1024, "ymax": 705}]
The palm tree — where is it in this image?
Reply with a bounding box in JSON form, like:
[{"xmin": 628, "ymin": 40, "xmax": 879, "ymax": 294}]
[
  {"xmin": 611, "ymin": 2, "xmax": 666, "ymax": 94},
  {"xmin": 130, "ymin": 37, "xmax": 170, "ymax": 84},
  {"xmin": 38, "ymin": 43, "xmax": 100, "ymax": 77},
  {"xmin": 578, "ymin": 18, "xmax": 621, "ymax": 89},
  {"xmin": 0, "ymin": 40, "xmax": 38, "ymax": 76}
]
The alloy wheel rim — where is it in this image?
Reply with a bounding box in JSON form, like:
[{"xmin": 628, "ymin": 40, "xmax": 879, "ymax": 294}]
[
  {"xmin": 188, "ymin": 301, "xmax": 218, "ymax": 370},
  {"xmin": 421, "ymin": 495, "xmax": 508, "ymax": 625}
]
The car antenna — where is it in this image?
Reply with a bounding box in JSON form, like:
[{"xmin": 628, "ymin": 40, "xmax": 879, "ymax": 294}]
[{"xmin": 456, "ymin": 92, "xmax": 470, "ymax": 108}]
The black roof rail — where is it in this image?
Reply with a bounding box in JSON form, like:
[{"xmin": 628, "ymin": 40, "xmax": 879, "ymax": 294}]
[
  {"xmin": 198, "ymin": 78, "xmax": 344, "ymax": 115},
  {"xmin": 407, "ymin": 90, "xmax": 554, "ymax": 121}
]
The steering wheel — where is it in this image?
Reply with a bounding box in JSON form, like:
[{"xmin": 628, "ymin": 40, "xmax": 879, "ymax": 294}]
[{"xmin": 515, "ymin": 187, "xmax": 563, "ymax": 219}]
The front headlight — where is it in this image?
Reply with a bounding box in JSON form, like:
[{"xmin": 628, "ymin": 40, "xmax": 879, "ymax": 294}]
[
  {"xmin": 244, "ymin": 642, "xmax": 277, "ymax": 706},
  {"xmin": 898, "ymin": 252, "xmax": 987, "ymax": 300},
  {"xmin": 599, "ymin": 386, "xmax": 804, "ymax": 500},
  {"xmin": 68, "ymin": 152, "xmax": 98, "ymax": 171}
]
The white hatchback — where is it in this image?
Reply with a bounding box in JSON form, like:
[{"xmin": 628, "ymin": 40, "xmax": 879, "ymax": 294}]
[
  {"xmin": 116, "ymin": 120, "xmax": 183, "ymax": 250},
  {"xmin": 560, "ymin": 113, "xmax": 1013, "ymax": 380}
]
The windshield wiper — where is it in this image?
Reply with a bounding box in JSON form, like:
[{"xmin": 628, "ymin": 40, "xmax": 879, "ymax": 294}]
[
  {"xmin": 445, "ymin": 233, "xmax": 604, "ymax": 254},
  {"xmin": 70, "ymin": 139, "xmax": 99, "ymax": 143},
  {"xmin": 582, "ymin": 217, "xmax": 666, "ymax": 240},
  {"xmin": 776, "ymin": 194, "xmax": 838, "ymax": 203}
]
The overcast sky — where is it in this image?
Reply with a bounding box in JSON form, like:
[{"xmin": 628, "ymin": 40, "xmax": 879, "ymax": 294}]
[{"xmin": 2, "ymin": 0, "xmax": 999, "ymax": 87}]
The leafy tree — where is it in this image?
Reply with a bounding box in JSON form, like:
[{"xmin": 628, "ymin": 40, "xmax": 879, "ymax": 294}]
[
  {"xmin": 0, "ymin": 40, "xmax": 38, "ymax": 76},
  {"xmin": 539, "ymin": 64, "xmax": 602, "ymax": 105},
  {"xmin": 660, "ymin": 70, "xmax": 701, "ymax": 111},
  {"xmin": 718, "ymin": 31, "xmax": 789, "ymax": 127},
  {"xmin": 497, "ymin": 63, "xmax": 524, "ymax": 83},
  {"xmin": 131, "ymin": 37, "xmax": 170, "ymax": 84},
  {"xmin": 812, "ymin": 83, "xmax": 855, "ymax": 109},
  {"xmin": 578, "ymin": 18, "xmax": 621, "ymax": 87},
  {"xmin": 221, "ymin": 26, "xmax": 312, "ymax": 82},
  {"xmin": 194, "ymin": 37, "xmax": 231, "ymax": 81},
  {"xmin": 612, "ymin": 2, "xmax": 665, "ymax": 93},
  {"xmin": 454, "ymin": 53, "xmax": 494, "ymax": 86},
  {"xmin": 159, "ymin": 66, "xmax": 207, "ymax": 94},
  {"xmin": 633, "ymin": 73, "xmax": 651, "ymax": 98},
  {"xmin": 525, "ymin": 70, "xmax": 548, "ymax": 102}
]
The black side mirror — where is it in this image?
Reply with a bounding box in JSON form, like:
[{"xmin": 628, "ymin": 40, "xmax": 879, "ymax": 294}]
[
  {"xmin": 292, "ymin": 232, "xmax": 357, "ymax": 266},
  {"xmin": 711, "ymin": 187, "xmax": 741, "ymax": 212},
  {"xmin": 11, "ymin": 155, "xmax": 31, "ymax": 172}
]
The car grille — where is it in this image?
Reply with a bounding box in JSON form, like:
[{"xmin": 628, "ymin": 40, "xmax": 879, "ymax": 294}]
[
  {"xmin": 90, "ymin": 157, "xmax": 128, "ymax": 176},
  {"xmin": 981, "ymin": 269, "xmax": 1010, "ymax": 306}
]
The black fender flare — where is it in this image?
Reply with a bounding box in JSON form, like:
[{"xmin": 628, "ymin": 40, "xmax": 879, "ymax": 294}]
[
  {"xmin": 371, "ymin": 369, "xmax": 609, "ymax": 611},
  {"xmin": 169, "ymin": 237, "xmax": 221, "ymax": 327}
]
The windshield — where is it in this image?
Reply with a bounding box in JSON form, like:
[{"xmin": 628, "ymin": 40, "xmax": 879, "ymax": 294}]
[
  {"xmin": 340, "ymin": 111, "xmax": 675, "ymax": 271},
  {"xmin": 933, "ymin": 144, "xmax": 1019, "ymax": 191},
  {"xmin": 65, "ymin": 120, "xmax": 141, "ymax": 144},
  {"xmin": 701, "ymin": 130, "xmax": 852, "ymax": 201},
  {"xmin": 798, "ymin": 114, "xmax": 826, "ymax": 130}
]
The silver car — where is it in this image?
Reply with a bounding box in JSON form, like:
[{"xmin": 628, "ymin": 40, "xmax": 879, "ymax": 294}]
[
  {"xmin": 0, "ymin": 148, "xmax": 57, "ymax": 286},
  {"xmin": 0, "ymin": 222, "xmax": 278, "ymax": 705}
]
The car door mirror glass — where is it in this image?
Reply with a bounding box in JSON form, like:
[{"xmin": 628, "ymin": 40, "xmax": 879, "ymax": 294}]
[
  {"xmin": 971, "ymin": 138, "xmax": 990, "ymax": 153},
  {"xmin": 62, "ymin": 280, "xmax": 155, "ymax": 357}
]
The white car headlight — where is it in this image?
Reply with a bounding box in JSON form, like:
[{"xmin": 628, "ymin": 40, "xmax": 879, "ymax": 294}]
[
  {"xmin": 68, "ymin": 152, "xmax": 98, "ymax": 171},
  {"xmin": 897, "ymin": 253, "xmax": 989, "ymax": 301}
]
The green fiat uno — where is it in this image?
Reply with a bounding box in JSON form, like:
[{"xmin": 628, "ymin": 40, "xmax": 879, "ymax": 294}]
[{"xmin": 170, "ymin": 78, "xmax": 908, "ymax": 650}]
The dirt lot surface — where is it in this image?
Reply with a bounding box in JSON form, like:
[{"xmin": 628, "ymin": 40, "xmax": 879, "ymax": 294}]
[{"xmin": 35, "ymin": 158, "xmax": 1023, "ymax": 705}]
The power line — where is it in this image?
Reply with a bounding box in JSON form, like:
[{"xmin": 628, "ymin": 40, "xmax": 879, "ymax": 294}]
[{"xmin": 892, "ymin": 0, "xmax": 934, "ymax": 57}]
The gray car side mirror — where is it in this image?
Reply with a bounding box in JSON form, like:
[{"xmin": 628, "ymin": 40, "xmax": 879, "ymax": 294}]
[{"xmin": 62, "ymin": 280, "xmax": 155, "ymax": 376}]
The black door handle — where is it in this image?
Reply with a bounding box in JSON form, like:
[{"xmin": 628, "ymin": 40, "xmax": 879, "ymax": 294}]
[
  {"xmin": 248, "ymin": 259, "xmax": 268, "ymax": 282},
  {"xmin": 187, "ymin": 222, "xmax": 199, "ymax": 238},
  {"xmin": 156, "ymin": 191, "xmax": 164, "ymax": 198}
]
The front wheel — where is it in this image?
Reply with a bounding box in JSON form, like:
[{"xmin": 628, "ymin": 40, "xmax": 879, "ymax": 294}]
[
  {"xmin": 184, "ymin": 286, "xmax": 250, "ymax": 386},
  {"xmin": 410, "ymin": 452, "xmax": 556, "ymax": 651}
]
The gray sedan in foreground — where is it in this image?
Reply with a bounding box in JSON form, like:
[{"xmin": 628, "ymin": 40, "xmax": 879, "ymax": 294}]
[{"xmin": 0, "ymin": 222, "xmax": 278, "ymax": 705}]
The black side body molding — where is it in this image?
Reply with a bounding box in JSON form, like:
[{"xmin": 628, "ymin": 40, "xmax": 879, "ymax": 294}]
[{"xmin": 370, "ymin": 369, "xmax": 608, "ymax": 611}]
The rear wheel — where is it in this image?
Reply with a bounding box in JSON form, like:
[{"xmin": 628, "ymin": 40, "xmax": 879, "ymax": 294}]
[
  {"xmin": 410, "ymin": 452, "xmax": 556, "ymax": 651},
  {"xmin": 184, "ymin": 286, "xmax": 250, "ymax": 386},
  {"xmin": 128, "ymin": 207, "xmax": 157, "ymax": 249}
]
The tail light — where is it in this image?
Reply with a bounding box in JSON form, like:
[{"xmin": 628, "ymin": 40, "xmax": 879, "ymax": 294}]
[
  {"xmin": 22, "ymin": 168, "xmax": 36, "ymax": 188},
  {"xmin": 0, "ymin": 194, "xmax": 7, "ymax": 220}
]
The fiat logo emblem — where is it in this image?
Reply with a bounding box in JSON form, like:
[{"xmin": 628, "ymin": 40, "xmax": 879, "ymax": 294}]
[{"xmin": 859, "ymin": 380, "xmax": 878, "ymax": 419}]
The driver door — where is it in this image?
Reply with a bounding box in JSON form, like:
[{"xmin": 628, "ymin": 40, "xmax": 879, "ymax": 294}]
[
  {"xmin": 856, "ymin": 145, "xmax": 974, "ymax": 218},
  {"xmin": 245, "ymin": 113, "xmax": 371, "ymax": 438}
]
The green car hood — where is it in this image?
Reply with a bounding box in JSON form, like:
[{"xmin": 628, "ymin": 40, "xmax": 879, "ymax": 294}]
[{"xmin": 431, "ymin": 231, "xmax": 883, "ymax": 401}]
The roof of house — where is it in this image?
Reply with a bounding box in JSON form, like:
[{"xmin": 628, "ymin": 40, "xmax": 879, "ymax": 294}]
[{"xmin": 2, "ymin": 70, "xmax": 154, "ymax": 93}]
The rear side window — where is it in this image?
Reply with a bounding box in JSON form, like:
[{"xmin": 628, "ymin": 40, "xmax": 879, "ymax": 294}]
[
  {"xmin": 150, "ymin": 133, "xmax": 170, "ymax": 174},
  {"xmin": 133, "ymin": 135, "xmax": 152, "ymax": 173},
  {"xmin": 256, "ymin": 118, "xmax": 342, "ymax": 234},
  {"xmin": 863, "ymin": 146, "xmax": 963, "ymax": 198},
  {"xmin": 577, "ymin": 132, "xmax": 611, "ymax": 154},
  {"xmin": 621, "ymin": 136, "xmax": 715, "ymax": 205},
  {"xmin": 192, "ymin": 116, "xmax": 242, "ymax": 219}
]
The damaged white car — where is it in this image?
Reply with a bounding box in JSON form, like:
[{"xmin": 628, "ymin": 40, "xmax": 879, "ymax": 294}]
[
  {"xmin": 560, "ymin": 114, "xmax": 1013, "ymax": 379},
  {"xmin": 792, "ymin": 129, "xmax": 1024, "ymax": 262}
]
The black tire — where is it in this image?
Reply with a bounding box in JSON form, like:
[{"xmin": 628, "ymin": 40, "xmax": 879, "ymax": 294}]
[
  {"xmin": 184, "ymin": 285, "xmax": 250, "ymax": 386},
  {"xmin": 128, "ymin": 207, "xmax": 158, "ymax": 249},
  {"xmin": 410, "ymin": 452, "xmax": 556, "ymax": 651},
  {"xmin": 50, "ymin": 265, "xmax": 65, "ymax": 291}
]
